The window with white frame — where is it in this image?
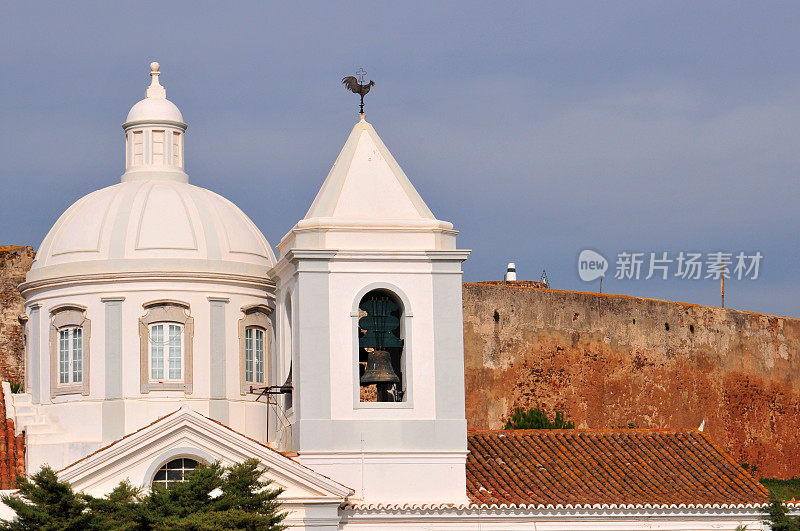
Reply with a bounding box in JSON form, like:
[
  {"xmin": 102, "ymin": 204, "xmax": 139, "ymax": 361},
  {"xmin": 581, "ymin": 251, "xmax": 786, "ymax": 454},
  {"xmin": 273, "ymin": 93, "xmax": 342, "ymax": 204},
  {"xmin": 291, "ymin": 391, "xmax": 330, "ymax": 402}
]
[
  {"xmin": 244, "ymin": 326, "xmax": 265, "ymax": 384},
  {"xmin": 149, "ymin": 322, "xmax": 183, "ymax": 381},
  {"xmin": 49, "ymin": 305, "xmax": 91, "ymax": 397},
  {"xmin": 238, "ymin": 305, "xmax": 272, "ymax": 394},
  {"xmin": 139, "ymin": 301, "xmax": 194, "ymax": 394},
  {"xmin": 58, "ymin": 326, "xmax": 83, "ymax": 384}
]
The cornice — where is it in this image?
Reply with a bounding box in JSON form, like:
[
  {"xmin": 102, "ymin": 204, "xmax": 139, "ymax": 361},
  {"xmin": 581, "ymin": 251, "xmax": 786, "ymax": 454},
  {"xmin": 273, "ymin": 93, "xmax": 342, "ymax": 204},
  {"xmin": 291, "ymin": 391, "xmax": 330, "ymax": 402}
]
[
  {"xmin": 278, "ymin": 248, "xmax": 469, "ymax": 262},
  {"xmin": 426, "ymin": 250, "xmax": 471, "ymax": 261},
  {"xmin": 276, "ymin": 222, "xmax": 460, "ymax": 255},
  {"xmin": 20, "ymin": 270, "xmax": 276, "ymax": 296},
  {"xmin": 342, "ymin": 502, "xmax": 777, "ymax": 519},
  {"xmin": 122, "ymin": 119, "xmax": 187, "ymax": 129},
  {"xmin": 270, "ymin": 248, "xmax": 470, "ymax": 280},
  {"xmin": 284, "ymin": 249, "xmax": 339, "ymax": 261}
]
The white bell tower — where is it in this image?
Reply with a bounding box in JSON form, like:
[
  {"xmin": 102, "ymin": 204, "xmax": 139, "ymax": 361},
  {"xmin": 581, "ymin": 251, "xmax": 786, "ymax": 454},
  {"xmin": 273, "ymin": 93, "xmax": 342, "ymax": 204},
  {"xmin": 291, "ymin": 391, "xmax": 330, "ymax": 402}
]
[{"xmin": 271, "ymin": 115, "xmax": 470, "ymax": 504}]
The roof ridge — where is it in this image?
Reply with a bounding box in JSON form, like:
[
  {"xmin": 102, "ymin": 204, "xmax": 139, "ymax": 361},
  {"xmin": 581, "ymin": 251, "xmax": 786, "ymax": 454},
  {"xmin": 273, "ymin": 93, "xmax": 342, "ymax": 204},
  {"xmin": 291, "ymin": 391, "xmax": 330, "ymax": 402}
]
[
  {"xmin": 195, "ymin": 411, "xmax": 353, "ymax": 492},
  {"xmin": 58, "ymin": 408, "xmax": 184, "ymax": 473}
]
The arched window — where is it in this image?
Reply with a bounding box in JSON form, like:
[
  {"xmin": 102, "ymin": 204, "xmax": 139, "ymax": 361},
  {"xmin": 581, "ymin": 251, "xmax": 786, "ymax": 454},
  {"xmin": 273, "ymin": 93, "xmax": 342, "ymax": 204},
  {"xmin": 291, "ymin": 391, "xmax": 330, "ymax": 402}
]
[
  {"xmin": 151, "ymin": 457, "xmax": 199, "ymax": 488},
  {"xmin": 239, "ymin": 305, "xmax": 272, "ymax": 394},
  {"xmin": 149, "ymin": 322, "xmax": 183, "ymax": 381},
  {"xmin": 357, "ymin": 290, "xmax": 405, "ymax": 403},
  {"xmin": 139, "ymin": 301, "xmax": 194, "ymax": 393},
  {"xmin": 49, "ymin": 304, "xmax": 90, "ymax": 397},
  {"xmin": 282, "ymin": 291, "xmax": 293, "ymax": 411}
]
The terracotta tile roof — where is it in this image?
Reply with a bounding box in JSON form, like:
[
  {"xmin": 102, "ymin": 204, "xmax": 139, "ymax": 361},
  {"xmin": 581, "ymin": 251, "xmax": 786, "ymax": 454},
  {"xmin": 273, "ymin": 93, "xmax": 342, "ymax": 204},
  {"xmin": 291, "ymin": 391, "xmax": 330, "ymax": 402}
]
[
  {"xmin": 0, "ymin": 391, "xmax": 24, "ymax": 489},
  {"xmin": 467, "ymin": 429, "xmax": 769, "ymax": 507}
]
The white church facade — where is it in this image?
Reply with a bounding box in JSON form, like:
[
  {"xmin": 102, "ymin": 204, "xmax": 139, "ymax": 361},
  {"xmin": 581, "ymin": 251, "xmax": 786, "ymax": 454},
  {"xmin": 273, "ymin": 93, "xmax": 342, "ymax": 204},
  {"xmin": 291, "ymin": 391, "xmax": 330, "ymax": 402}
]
[{"xmin": 2, "ymin": 63, "xmax": 774, "ymax": 529}]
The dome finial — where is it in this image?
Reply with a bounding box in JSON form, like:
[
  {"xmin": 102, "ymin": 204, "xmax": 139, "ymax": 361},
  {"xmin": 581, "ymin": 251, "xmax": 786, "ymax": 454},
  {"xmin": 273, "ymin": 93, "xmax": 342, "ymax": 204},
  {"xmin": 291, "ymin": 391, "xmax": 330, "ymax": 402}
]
[{"xmin": 145, "ymin": 61, "xmax": 166, "ymax": 99}]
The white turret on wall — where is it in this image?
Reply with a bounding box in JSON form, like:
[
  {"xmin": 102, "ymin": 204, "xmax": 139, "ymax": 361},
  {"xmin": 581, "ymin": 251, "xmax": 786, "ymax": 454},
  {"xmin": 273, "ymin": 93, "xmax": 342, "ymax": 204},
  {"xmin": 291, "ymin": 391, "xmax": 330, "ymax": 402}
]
[
  {"xmin": 271, "ymin": 114, "xmax": 470, "ymax": 505},
  {"xmin": 505, "ymin": 262, "xmax": 517, "ymax": 281},
  {"xmin": 18, "ymin": 63, "xmax": 277, "ymax": 473}
]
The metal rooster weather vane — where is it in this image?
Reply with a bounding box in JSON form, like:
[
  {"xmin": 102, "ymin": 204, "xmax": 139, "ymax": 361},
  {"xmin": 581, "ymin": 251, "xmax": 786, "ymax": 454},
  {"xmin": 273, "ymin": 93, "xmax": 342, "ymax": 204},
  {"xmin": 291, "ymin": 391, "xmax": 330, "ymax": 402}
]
[{"xmin": 342, "ymin": 67, "xmax": 375, "ymax": 114}]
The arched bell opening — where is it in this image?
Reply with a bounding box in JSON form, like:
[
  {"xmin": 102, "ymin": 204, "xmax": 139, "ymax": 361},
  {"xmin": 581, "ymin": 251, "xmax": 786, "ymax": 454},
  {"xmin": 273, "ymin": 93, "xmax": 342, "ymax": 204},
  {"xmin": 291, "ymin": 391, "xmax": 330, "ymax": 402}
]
[
  {"xmin": 281, "ymin": 290, "xmax": 293, "ymax": 412},
  {"xmin": 357, "ymin": 289, "xmax": 405, "ymax": 403}
]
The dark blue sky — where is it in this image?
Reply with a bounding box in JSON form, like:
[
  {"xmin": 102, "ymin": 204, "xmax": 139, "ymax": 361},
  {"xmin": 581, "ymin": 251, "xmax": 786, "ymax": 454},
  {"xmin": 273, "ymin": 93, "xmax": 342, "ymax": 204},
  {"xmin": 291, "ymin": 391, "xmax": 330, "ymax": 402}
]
[{"xmin": 1, "ymin": 2, "xmax": 798, "ymax": 316}]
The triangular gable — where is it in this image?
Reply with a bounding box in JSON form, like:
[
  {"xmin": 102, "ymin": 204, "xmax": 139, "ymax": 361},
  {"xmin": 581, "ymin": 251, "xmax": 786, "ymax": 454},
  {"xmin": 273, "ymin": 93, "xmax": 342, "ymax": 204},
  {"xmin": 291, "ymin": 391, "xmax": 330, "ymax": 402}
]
[
  {"xmin": 304, "ymin": 117, "xmax": 436, "ymax": 221},
  {"xmin": 58, "ymin": 407, "xmax": 353, "ymax": 502}
]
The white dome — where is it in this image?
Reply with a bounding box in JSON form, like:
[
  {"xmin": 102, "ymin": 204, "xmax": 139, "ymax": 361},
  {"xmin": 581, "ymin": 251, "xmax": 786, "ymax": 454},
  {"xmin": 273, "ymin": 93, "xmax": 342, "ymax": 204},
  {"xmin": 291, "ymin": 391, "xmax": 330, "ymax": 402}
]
[
  {"xmin": 28, "ymin": 180, "xmax": 275, "ymax": 283},
  {"xmin": 125, "ymin": 97, "xmax": 184, "ymax": 125}
]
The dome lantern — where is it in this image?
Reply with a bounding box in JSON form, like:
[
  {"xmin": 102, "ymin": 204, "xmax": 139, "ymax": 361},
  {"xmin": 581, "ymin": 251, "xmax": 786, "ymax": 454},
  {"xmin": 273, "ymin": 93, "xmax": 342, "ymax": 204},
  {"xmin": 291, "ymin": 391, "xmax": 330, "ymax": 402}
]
[{"xmin": 122, "ymin": 62, "xmax": 188, "ymax": 183}]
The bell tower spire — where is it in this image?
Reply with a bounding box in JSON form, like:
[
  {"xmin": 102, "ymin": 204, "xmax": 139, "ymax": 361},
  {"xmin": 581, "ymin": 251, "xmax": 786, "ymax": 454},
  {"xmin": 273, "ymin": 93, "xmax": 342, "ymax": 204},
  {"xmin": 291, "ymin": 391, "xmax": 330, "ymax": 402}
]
[
  {"xmin": 273, "ymin": 116, "xmax": 470, "ymax": 505},
  {"xmin": 122, "ymin": 61, "xmax": 188, "ymax": 183}
]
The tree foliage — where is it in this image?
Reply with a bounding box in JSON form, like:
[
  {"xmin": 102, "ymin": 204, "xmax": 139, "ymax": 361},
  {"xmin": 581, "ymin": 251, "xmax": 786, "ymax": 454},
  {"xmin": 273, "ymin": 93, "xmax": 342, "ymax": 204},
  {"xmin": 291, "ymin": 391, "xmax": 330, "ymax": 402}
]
[
  {"xmin": 504, "ymin": 407, "xmax": 575, "ymax": 430},
  {"xmin": 1, "ymin": 459, "xmax": 286, "ymax": 531},
  {"xmin": 0, "ymin": 466, "xmax": 94, "ymax": 531},
  {"xmin": 763, "ymin": 478, "xmax": 800, "ymax": 502},
  {"xmin": 764, "ymin": 498, "xmax": 800, "ymax": 531}
]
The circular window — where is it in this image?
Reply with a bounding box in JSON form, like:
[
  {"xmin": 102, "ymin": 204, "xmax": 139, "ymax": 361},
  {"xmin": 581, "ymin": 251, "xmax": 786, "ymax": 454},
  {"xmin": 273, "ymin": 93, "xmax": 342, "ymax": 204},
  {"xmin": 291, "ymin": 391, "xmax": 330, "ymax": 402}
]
[{"xmin": 152, "ymin": 457, "xmax": 199, "ymax": 488}]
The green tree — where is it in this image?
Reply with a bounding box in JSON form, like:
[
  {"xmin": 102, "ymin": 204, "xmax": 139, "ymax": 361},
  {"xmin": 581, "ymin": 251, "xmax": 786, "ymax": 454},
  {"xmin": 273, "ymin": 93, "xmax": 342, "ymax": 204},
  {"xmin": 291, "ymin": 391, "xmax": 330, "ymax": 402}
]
[
  {"xmin": 504, "ymin": 407, "xmax": 575, "ymax": 429},
  {"xmin": 0, "ymin": 467, "xmax": 93, "ymax": 531},
  {"xmin": 1, "ymin": 459, "xmax": 286, "ymax": 531},
  {"xmin": 762, "ymin": 477, "xmax": 800, "ymax": 502},
  {"xmin": 764, "ymin": 498, "xmax": 800, "ymax": 531},
  {"xmin": 87, "ymin": 481, "xmax": 143, "ymax": 531}
]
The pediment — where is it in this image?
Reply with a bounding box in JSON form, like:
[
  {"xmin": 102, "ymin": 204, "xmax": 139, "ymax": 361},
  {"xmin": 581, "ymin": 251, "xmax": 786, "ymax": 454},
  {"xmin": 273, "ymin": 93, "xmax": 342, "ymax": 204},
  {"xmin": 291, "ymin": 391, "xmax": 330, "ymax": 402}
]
[{"xmin": 58, "ymin": 407, "xmax": 353, "ymax": 502}]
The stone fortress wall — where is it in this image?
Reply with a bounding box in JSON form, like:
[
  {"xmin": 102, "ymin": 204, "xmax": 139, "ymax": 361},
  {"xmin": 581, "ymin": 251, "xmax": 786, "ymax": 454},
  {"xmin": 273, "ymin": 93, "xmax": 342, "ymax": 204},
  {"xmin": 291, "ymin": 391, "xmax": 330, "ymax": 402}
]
[
  {"xmin": 0, "ymin": 247, "xmax": 34, "ymax": 386},
  {"xmin": 463, "ymin": 281, "xmax": 800, "ymax": 479},
  {"xmin": 0, "ymin": 247, "xmax": 797, "ymax": 477}
]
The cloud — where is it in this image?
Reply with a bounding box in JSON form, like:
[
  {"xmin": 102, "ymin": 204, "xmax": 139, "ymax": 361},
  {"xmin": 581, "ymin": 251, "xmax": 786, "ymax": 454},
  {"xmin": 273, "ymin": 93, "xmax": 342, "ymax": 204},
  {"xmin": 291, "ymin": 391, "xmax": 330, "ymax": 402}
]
[{"xmin": 0, "ymin": 3, "xmax": 797, "ymax": 316}]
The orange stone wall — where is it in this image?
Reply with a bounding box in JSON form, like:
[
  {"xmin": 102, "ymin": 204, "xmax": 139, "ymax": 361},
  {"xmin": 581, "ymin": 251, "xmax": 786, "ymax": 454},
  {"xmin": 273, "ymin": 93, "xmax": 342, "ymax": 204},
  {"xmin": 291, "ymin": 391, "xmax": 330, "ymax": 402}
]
[
  {"xmin": 0, "ymin": 246, "xmax": 34, "ymax": 387},
  {"xmin": 0, "ymin": 246, "xmax": 30, "ymax": 485},
  {"xmin": 463, "ymin": 282, "xmax": 800, "ymax": 479}
]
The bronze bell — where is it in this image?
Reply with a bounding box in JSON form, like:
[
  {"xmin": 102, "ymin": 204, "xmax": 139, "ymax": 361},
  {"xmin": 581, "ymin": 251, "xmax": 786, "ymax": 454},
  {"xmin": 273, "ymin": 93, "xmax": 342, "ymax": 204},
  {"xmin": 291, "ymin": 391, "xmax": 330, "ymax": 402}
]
[{"xmin": 360, "ymin": 350, "xmax": 400, "ymax": 386}]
